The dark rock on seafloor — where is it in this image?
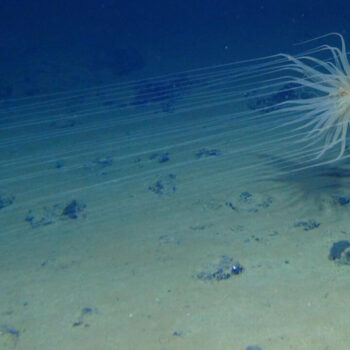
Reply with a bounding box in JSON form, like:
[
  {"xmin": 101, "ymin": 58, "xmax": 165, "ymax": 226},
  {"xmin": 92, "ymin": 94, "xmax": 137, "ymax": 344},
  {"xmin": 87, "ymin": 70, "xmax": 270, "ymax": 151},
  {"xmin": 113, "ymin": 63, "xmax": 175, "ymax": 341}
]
[
  {"xmin": 196, "ymin": 256, "xmax": 244, "ymax": 282},
  {"xmin": 329, "ymin": 240, "xmax": 350, "ymax": 265}
]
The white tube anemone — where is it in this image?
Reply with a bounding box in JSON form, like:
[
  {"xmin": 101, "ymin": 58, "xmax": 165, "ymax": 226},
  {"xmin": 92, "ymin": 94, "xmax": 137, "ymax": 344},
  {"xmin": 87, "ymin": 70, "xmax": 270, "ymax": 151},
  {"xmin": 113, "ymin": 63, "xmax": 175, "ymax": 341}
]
[{"xmin": 275, "ymin": 33, "xmax": 350, "ymax": 164}]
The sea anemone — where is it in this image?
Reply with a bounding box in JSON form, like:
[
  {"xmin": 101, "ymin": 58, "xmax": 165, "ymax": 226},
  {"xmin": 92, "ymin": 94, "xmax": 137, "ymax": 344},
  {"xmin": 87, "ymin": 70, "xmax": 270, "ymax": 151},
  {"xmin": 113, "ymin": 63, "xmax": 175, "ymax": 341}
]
[{"xmin": 273, "ymin": 33, "xmax": 350, "ymax": 167}]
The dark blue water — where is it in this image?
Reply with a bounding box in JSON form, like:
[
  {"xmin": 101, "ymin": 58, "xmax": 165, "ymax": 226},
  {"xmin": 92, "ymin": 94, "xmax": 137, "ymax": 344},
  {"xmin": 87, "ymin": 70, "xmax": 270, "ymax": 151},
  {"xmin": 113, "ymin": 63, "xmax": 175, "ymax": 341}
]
[{"xmin": 1, "ymin": 0, "xmax": 349, "ymax": 97}]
